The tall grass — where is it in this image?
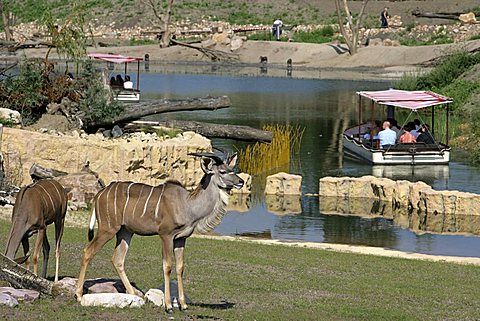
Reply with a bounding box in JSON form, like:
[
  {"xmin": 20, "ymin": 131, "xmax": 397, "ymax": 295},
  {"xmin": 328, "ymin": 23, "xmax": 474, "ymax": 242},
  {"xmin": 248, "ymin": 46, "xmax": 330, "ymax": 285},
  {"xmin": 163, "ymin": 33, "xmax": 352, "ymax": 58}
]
[{"xmin": 238, "ymin": 124, "xmax": 304, "ymax": 176}]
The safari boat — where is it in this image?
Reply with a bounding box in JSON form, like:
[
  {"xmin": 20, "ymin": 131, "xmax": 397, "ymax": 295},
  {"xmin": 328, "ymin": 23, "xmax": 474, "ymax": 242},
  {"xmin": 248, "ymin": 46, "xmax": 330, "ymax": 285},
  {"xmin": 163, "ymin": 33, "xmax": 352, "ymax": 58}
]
[
  {"xmin": 88, "ymin": 53, "xmax": 143, "ymax": 102},
  {"xmin": 343, "ymin": 89, "xmax": 452, "ymax": 165}
]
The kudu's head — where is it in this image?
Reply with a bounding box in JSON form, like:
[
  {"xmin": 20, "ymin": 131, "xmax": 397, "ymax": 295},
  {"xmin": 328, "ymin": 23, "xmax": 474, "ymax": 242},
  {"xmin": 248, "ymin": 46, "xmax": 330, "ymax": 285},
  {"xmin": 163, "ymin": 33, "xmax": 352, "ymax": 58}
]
[{"xmin": 190, "ymin": 152, "xmax": 244, "ymax": 191}]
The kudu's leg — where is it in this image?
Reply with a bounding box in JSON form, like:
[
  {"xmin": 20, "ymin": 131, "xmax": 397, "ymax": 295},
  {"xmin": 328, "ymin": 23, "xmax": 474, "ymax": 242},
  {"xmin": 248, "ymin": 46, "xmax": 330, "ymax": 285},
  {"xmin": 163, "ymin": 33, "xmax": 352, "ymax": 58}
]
[
  {"xmin": 174, "ymin": 238, "xmax": 188, "ymax": 310},
  {"xmin": 54, "ymin": 218, "xmax": 65, "ymax": 282},
  {"xmin": 41, "ymin": 232, "xmax": 50, "ymax": 279},
  {"xmin": 32, "ymin": 229, "xmax": 46, "ymax": 277},
  {"xmin": 75, "ymin": 231, "xmax": 116, "ymax": 301},
  {"xmin": 21, "ymin": 236, "xmax": 30, "ymax": 270},
  {"xmin": 112, "ymin": 227, "xmax": 136, "ymax": 295},
  {"xmin": 161, "ymin": 234, "xmax": 174, "ymax": 312}
]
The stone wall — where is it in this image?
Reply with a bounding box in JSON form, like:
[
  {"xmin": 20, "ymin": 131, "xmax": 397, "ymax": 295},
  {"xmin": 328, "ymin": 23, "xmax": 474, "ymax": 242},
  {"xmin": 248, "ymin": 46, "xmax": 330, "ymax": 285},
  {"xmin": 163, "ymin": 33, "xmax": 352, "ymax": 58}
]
[
  {"xmin": 319, "ymin": 176, "xmax": 480, "ymax": 216},
  {"xmin": 1, "ymin": 128, "xmax": 211, "ymax": 189}
]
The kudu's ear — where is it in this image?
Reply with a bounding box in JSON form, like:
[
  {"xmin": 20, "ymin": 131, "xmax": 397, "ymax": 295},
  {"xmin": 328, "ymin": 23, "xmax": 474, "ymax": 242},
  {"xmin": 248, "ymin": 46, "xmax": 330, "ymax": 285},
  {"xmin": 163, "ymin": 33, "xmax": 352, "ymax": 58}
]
[
  {"xmin": 200, "ymin": 157, "xmax": 214, "ymax": 174},
  {"xmin": 227, "ymin": 153, "xmax": 238, "ymax": 168}
]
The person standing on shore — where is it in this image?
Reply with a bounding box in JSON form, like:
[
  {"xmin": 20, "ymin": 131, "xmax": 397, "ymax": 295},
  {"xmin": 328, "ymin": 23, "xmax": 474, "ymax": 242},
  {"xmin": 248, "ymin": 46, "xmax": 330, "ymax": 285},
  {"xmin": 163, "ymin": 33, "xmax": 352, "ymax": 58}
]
[
  {"xmin": 272, "ymin": 19, "xmax": 283, "ymax": 41},
  {"xmin": 380, "ymin": 7, "xmax": 389, "ymax": 28}
]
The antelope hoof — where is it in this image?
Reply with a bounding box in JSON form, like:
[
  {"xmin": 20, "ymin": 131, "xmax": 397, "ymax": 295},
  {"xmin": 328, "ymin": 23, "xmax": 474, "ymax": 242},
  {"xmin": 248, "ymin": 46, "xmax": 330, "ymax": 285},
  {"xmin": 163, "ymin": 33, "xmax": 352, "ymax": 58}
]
[
  {"xmin": 165, "ymin": 306, "xmax": 173, "ymax": 314},
  {"xmin": 75, "ymin": 292, "xmax": 83, "ymax": 303},
  {"xmin": 180, "ymin": 303, "xmax": 188, "ymax": 311}
]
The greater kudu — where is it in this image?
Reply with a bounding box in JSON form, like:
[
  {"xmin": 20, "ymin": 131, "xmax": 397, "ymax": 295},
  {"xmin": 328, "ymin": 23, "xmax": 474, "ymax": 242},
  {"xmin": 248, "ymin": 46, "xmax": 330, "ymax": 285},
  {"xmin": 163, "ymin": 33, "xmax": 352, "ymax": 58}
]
[
  {"xmin": 75, "ymin": 152, "xmax": 244, "ymax": 311},
  {"xmin": 4, "ymin": 179, "xmax": 68, "ymax": 282}
]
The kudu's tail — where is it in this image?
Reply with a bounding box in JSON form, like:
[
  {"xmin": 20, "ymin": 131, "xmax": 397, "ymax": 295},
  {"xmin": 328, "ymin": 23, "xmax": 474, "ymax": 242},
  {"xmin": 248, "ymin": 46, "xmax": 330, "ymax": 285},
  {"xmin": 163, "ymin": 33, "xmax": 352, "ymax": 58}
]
[{"xmin": 88, "ymin": 208, "xmax": 96, "ymax": 241}]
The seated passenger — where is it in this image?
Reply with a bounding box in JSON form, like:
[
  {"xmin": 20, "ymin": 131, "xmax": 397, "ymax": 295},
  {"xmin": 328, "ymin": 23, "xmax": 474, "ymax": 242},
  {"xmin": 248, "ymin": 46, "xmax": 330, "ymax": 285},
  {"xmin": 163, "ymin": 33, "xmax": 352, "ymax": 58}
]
[
  {"xmin": 123, "ymin": 75, "xmax": 134, "ymax": 89},
  {"xmin": 399, "ymin": 124, "xmax": 416, "ymax": 143},
  {"xmin": 416, "ymin": 124, "xmax": 435, "ymax": 144},
  {"xmin": 115, "ymin": 74, "xmax": 124, "ymax": 87},
  {"xmin": 378, "ymin": 121, "xmax": 397, "ymax": 149},
  {"xmin": 410, "ymin": 119, "xmax": 421, "ymax": 138}
]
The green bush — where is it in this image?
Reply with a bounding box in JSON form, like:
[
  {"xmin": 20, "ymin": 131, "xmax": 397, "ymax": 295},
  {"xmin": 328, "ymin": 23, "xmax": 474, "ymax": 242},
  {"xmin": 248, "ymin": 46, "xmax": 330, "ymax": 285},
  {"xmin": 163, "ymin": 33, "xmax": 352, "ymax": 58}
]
[
  {"xmin": 0, "ymin": 60, "xmax": 48, "ymax": 125},
  {"xmin": 76, "ymin": 61, "xmax": 125, "ymax": 126}
]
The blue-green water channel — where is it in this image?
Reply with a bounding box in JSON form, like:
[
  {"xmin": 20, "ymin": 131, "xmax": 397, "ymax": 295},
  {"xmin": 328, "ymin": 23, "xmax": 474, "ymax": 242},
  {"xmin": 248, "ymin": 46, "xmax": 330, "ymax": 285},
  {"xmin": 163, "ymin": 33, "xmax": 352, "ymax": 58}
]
[{"xmin": 138, "ymin": 72, "xmax": 480, "ymax": 258}]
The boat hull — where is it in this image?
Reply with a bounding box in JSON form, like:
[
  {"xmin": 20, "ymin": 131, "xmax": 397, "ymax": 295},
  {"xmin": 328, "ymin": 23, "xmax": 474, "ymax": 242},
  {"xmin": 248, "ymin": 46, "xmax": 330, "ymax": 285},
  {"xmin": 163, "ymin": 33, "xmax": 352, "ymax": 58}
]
[
  {"xmin": 343, "ymin": 135, "xmax": 450, "ymax": 165},
  {"xmin": 113, "ymin": 90, "xmax": 140, "ymax": 102}
]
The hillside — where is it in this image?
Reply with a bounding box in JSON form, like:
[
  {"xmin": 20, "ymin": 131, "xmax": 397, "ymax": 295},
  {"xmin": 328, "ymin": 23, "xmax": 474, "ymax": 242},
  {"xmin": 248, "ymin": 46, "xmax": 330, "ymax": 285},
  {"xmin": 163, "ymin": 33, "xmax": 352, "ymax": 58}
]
[{"xmin": 7, "ymin": 0, "xmax": 480, "ymax": 30}]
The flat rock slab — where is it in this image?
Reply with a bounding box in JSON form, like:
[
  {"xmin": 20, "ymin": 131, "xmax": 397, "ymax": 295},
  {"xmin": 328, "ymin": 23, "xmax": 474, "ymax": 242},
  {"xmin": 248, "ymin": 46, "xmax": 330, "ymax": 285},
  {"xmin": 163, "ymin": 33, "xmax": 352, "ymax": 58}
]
[
  {"xmin": 0, "ymin": 293, "xmax": 19, "ymax": 307},
  {"xmin": 0, "ymin": 287, "xmax": 40, "ymax": 302},
  {"xmin": 80, "ymin": 293, "xmax": 145, "ymax": 308}
]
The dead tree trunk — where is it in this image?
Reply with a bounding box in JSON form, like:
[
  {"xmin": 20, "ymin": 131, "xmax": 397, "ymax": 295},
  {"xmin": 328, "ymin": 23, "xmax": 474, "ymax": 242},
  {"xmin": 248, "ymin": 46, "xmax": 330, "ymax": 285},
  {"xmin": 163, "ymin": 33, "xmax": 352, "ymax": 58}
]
[
  {"xmin": 87, "ymin": 96, "xmax": 231, "ymax": 129},
  {"xmin": 29, "ymin": 163, "xmax": 68, "ymax": 181},
  {"xmin": 0, "ymin": 254, "xmax": 53, "ymax": 295},
  {"xmin": 124, "ymin": 120, "xmax": 273, "ymax": 143},
  {"xmin": 411, "ymin": 10, "xmax": 461, "ymax": 20}
]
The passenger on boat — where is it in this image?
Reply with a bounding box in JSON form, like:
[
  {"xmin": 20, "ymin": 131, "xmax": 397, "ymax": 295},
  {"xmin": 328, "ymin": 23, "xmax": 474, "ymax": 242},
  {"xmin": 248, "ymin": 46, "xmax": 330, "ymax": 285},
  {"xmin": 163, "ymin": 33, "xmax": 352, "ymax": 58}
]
[
  {"xmin": 378, "ymin": 121, "xmax": 397, "ymax": 148},
  {"xmin": 363, "ymin": 120, "xmax": 382, "ymax": 141},
  {"xmin": 399, "ymin": 123, "xmax": 416, "ymax": 143},
  {"xmin": 416, "ymin": 124, "xmax": 435, "ymax": 144},
  {"xmin": 410, "ymin": 119, "xmax": 421, "ymax": 138},
  {"xmin": 110, "ymin": 76, "xmax": 117, "ymax": 86},
  {"xmin": 115, "ymin": 74, "xmax": 124, "ymax": 87},
  {"xmin": 123, "ymin": 75, "xmax": 134, "ymax": 89}
]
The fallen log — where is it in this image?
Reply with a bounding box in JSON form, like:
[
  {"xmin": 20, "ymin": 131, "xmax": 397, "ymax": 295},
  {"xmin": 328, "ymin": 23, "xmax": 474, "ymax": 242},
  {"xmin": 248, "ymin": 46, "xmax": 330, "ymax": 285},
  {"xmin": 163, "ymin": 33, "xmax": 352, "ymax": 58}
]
[
  {"xmin": 87, "ymin": 95, "xmax": 231, "ymax": 128},
  {"xmin": 29, "ymin": 163, "xmax": 68, "ymax": 181},
  {"xmin": 124, "ymin": 119, "xmax": 273, "ymax": 143},
  {"xmin": 0, "ymin": 254, "xmax": 53, "ymax": 295},
  {"xmin": 411, "ymin": 9, "xmax": 461, "ymax": 20}
]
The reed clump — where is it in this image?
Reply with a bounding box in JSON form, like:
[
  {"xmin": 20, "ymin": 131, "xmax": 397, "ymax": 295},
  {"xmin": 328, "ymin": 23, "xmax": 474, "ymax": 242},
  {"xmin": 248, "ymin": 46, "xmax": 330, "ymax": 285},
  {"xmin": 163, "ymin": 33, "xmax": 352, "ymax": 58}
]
[{"xmin": 238, "ymin": 124, "xmax": 304, "ymax": 176}]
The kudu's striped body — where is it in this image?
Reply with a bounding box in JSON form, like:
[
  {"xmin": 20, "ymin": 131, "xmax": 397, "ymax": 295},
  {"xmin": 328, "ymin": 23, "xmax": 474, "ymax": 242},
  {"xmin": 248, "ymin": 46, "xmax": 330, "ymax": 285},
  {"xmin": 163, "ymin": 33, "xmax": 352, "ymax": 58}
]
[
  {"xmin": 75, "ymin": 153, "xmax": 244, "ymax": 311},
  {"xmin": 4, "ymin": 179, "xmax": 68, "ymax": 282}
]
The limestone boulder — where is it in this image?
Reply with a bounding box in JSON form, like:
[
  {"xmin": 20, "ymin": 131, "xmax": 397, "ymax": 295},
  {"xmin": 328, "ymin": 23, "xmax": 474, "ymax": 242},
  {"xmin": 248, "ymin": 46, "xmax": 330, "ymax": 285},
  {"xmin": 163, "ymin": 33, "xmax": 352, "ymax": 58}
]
[
  {"xmin": 408, "ymin": 181, "xmax": 433, "ymax": 209},
  {"xmin": 318, "ymin": 176, "xmax": 341, "ymax": 197},
  {"xmin": 80, "ymin": 293, "xmax": 145, "ymax": 308},
  {"xmin": 2, "ymin": 127, "xmax": 211, "ymax": 188},
  {"xmin": 230, "ymin": 172, "xmax": 251, "ymax": 194},
  {"xmin": 459, "ymin": 12, "xmax": 477, "ymax": 24},
  {"xmin": 349, "ymin": 176, "xmax": 377, "ymax": 198},
  {"xmin": 0, "ymin": 108, "xmax": 21, "ymax": 124},
  {"xmin": 230, "ymin": 36, "xmax": 245, "ymax": 51},
  {"xmin": 55, "ymin": 172, "xmax": 103, "ymax": 204},
  {"xmin": 265, "ymin": 172, "xmax": 302, "ymax": 195},
  {"xmin": 393, "ymin": 180, "xmax": 412, "ymax": 209}
]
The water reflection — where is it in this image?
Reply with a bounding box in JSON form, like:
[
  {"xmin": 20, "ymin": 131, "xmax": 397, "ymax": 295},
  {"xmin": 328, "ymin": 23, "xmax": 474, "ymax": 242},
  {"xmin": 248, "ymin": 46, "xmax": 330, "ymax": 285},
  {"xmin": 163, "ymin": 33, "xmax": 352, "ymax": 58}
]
[{"xmin": 265, "ymin": 194, "xmax": 302, "ymax": 215}]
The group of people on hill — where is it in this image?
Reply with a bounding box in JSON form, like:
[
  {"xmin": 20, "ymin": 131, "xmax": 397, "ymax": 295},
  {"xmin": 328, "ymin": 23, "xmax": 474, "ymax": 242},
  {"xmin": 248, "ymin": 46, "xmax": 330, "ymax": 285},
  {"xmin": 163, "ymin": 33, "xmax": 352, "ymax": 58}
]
[
  {"xmin": 364, "ymin": 118, "xmax": 436, "ymax": 149},
  {"xmin": 109, "ymin": 74, "xmax": 134, "ymax": 89}
]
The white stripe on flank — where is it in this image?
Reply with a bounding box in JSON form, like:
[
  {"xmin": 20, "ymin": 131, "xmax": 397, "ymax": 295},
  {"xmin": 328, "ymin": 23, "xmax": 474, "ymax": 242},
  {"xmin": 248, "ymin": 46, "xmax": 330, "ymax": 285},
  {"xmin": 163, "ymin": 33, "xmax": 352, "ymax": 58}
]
[
  {"xmin": 141, "ymin": 186, "xmax": 155, "ymax": 217},
  {"xmin": 154, "ymin": 185, "xmax": 165, "ymax": 219},
  {"xmin": 37, "ymin": 184, "xmax": 56, "ymax": 213},
  {"xmin": 123, "ymin": 183, "xmax": 135, "ymax": 225},
  {"xmin": 89, "ymin": 207, "xmax": 97, "ymax": 231},
  {"xmin": 114, "ymin": 183, "xmax": 120, "ymax": 219},
  {"xmin": 94, "ymin": 187, "xmax": 109, "ymax": 225},
  {"xmin": 48, "ymin": 180, "xmax": 63, "ymax": 203},
  {"xmin": 131, "ymin": 185, "xmax": 144, "ymax": 219}
]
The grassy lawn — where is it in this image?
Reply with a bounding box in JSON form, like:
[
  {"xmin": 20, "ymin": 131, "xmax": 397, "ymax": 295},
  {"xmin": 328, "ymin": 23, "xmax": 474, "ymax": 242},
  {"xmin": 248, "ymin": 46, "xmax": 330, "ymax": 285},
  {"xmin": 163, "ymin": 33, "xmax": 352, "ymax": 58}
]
[{"xmin": 0, "ymin": 218, "xmax": 479, "ymax": 320}]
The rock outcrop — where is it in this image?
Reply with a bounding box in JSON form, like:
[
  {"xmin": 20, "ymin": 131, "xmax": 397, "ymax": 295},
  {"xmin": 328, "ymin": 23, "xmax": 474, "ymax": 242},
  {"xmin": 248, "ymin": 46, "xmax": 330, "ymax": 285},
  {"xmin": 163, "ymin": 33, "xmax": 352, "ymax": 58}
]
[
  {"xmin": 319, "ymin": 176, "xmax": 480, "ymax": 216},
  {"xmin": 2, "ymin": 128, "xmax": 211, "ymax": 189},
  {"xmin": 265, "ymin": 172, "xmax": 302, "ymax": 195}
]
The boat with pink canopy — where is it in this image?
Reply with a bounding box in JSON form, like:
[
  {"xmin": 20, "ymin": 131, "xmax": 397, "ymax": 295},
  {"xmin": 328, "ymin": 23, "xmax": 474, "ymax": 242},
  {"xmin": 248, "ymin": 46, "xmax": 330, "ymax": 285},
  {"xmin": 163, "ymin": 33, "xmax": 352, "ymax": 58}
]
[
  {"xmin": 343, "ymin": 89, "xmax": 452, "ymax": 165},
  {"xmin": 88, "ymin": 53, "xmax": 143, "ymax": 102}
]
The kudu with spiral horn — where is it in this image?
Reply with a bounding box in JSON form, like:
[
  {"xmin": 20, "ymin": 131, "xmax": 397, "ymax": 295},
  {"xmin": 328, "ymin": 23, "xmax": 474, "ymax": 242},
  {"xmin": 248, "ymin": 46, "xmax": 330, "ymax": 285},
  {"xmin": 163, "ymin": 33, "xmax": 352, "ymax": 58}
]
[{"xmin": 75, "ymin": 152, "xmax": 244, "ymax": 312}]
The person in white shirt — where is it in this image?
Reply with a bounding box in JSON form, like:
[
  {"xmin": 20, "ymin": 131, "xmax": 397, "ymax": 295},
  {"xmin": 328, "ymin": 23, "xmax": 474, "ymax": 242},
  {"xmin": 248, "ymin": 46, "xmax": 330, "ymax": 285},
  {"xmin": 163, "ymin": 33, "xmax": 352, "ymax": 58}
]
[
  {"xmin": 123, "ymin": 75, "xmax": 134, "ymax": 90},
  {"xmin": 378, "ymin": 121, "xmax": 397, "ymax": 148}
]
